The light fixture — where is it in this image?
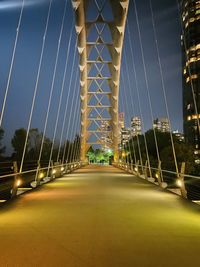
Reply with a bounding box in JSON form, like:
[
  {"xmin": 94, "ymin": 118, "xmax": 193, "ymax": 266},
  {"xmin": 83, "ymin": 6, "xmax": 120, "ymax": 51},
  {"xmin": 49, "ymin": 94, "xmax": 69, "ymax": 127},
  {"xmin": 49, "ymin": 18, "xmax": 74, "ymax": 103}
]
[
  {"xmin": 39, "ymin": 172, "xmax": 44, "ymax": 179},
  {"xmin": 16, "ymin": 179, "xmax": 21, "ymax": 187},
  {"xmin": 176, "ymin": 179, "xmax": 183, "ymax": 187}
]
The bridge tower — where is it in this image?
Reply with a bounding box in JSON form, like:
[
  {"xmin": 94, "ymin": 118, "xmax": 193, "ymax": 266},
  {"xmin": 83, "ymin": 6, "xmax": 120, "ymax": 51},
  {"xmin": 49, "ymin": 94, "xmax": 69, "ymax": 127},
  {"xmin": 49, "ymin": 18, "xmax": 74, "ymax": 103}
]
[{"xmin": 72, "ymin": 0, "xmax": 129, "ymax": 162}]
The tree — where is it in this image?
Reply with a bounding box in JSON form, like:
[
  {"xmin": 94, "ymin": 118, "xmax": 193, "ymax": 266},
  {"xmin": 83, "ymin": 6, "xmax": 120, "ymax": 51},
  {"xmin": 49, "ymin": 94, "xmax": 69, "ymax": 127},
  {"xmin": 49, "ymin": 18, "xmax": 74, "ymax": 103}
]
[
  {"xmin": 11, "ymin": 128, "xmax": 27, "ymax": 160},
  {"xmin": 0, "ymin": 128, "xmax": 5, "ymax": 158},
  {"xmin": 87, "ymin": 146, "xmax": 95, "ymax": 163},
  {"xmin": 126, "ymin": 129, "xmax": 197, "ymax": 175},
  {"xmin": 95, "ymin": 149, "xmax": 104, "ymax": 162},
  {"xmin": 11, "ymin": 128, "xmax": 53, "ymax": 162},
  {"xmin": 161, "ymin": 143, "xmax": 195, "ymax": 174},
  {"xmin": 73, "ymin": 135, "xmax": 80, "ymax": 161},
  {"xmin": 27, "ymin": 128, "xmax": 42, "ymax": 160}
]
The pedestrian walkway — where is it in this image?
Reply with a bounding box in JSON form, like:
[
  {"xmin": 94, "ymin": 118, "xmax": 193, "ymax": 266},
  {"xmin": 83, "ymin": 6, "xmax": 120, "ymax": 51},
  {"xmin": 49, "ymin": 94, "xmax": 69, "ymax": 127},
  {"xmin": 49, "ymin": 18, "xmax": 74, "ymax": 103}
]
[{"xmin": 0, "ymin": 165, "xmax": 200, "ymax": 267}]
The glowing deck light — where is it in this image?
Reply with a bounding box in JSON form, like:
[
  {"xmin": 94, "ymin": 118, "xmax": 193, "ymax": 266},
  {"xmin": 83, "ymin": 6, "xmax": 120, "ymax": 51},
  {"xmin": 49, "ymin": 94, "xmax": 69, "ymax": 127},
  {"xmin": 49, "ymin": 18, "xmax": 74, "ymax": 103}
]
[
  {"xmin": 61, "ymin": 167, "xmax": 65, "ymax": 172},
  {"xmin": 176, "ymin": 179, "xmax": 183, "ymax": 187},
  {"xmin": 39, "ymin": 172, "xmax": 44, "ymax": 179},
  {"xmin": 134, "ymin": 167, "xmax": 138, "ymax": 172},
  {"xmin": 16, "ymin": 179, "xmax": 22, "ymax": 187},
  {"xmin": 52, "ymin": 169, "xmax": 56, "ymax": 175}
]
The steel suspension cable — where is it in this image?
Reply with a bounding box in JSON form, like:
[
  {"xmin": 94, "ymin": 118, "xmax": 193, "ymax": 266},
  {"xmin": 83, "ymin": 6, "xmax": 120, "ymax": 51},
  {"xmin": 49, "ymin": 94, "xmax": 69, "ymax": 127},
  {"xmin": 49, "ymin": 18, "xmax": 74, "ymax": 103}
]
[
  {"xmin": 123, "ymin": 43, "xmax": 144, "ymax": 168},
  {"xmin": 0, "ymin": 0, "xmax": 25, "ymax": 127},
  {"xmin": 71, "ymin": 81, "xmax": 81, "ymax": 162},
  {"xmin": 126, "ymin": 19, "xmax": 152, "ymax": 176},
  {"xmin": 149, "ymin": 0, "xmax": 179, "ymax": 175},
  {"xmin": 56, "ymin": 18, "xmax": 75, "ymax": 161},
  {"xmin": 73, "ymin": 113, "xmax": 81, "ymax": 162},
  {"xmin": 67, "ymin": 73, "xmax": 80, "ymax": 163},
  {"xmin": 52, "ymin": 67, "xmax": 78, "ymax": 164},
  {"xmin": 120, "ymin": 70, "xmax": 137, "ymax": 165},
  {"xmin": 19, "ymin": 0, "xmax": 53, "ymax": 172},
  {"xmin": 39, "ymin": 0, "xmax": 68, "ymax": 171},
  {"xmin": 57, "ymin": 38, "xmax": 78, "ymax": 161},
  {"xmin": 62, "ymin": 68, "xmax": 79, "ymax": 163},
  {"xmin": 134, "ymin": 1, "xmax": 161, "ymax": 171},
  {"xmin": 36, "ymin": 0, "xmax": 69, "ymax": 169}
]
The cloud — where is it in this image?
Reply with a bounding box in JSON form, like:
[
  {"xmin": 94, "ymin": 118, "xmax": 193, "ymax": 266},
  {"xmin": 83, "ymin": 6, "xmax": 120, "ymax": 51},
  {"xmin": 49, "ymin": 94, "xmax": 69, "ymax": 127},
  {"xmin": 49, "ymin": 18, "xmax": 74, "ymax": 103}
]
[{"xmin": 0, "ymin": 0, "xmax": 47, "ymax": 10}]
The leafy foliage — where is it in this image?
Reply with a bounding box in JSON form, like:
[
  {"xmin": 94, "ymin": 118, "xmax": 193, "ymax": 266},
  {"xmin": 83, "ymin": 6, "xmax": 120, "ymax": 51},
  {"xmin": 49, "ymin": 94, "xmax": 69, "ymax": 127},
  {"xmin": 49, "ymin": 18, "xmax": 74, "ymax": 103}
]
[
  {"xmin": 126, "ymin": 129, "xmax": 196, "ymax": 174},
  {"xmin": 87, "ymin": 147, "xmax": 113, "ymax": 163},
  {"xmin": 0, "ymin": 128, "xmax": 5, "ymax": 158},
  {"xmin": 11, "ymin": 127, "xmax": 81, "ymax": 164}
]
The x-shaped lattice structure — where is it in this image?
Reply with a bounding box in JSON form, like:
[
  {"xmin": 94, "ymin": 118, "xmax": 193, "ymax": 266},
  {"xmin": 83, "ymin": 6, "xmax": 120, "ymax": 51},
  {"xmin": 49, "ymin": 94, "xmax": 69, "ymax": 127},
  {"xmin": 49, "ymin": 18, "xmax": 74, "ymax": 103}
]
[{"xmin": 73, "ymin": 0, "xmax": 129, "ymax": 161}]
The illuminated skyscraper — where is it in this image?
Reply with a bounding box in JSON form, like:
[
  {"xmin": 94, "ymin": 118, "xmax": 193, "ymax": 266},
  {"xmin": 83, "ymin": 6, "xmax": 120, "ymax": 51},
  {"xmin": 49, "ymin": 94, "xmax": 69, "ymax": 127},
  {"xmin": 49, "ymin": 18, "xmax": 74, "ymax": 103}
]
[
  {"xmin": 181, "ymin": 0, "xmax": 200, "ymax": 156},
  {"xmin": 153, "ymin": 118, "xmax": 170, "ymax": 133},
  {"xmin": 131, "ymin": 116, "xmax": 142, "ymax": 137}
]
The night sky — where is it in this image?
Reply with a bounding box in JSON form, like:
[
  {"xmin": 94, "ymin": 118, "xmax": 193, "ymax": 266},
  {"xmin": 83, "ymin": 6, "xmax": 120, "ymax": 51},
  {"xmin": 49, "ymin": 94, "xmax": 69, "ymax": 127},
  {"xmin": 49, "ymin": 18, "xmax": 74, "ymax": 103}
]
[{"xmin": 0, "ymin": 0, "xmax": 182, "ymax": 155}]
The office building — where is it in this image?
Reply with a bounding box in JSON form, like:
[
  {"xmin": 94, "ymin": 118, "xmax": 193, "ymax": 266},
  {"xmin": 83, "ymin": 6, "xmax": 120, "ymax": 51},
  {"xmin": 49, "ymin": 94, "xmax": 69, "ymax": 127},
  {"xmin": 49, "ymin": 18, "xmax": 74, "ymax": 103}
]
[
  {"xmin": 181, "ymin": 0, "xmax": 200, "ymax": 155},
  {"xmin": 153, "ymin": 118, "xmax": 170, "ymax": 133},
  {"xmin": 131, "ymin": 116, "xmax": 142, "ymax": 137}
]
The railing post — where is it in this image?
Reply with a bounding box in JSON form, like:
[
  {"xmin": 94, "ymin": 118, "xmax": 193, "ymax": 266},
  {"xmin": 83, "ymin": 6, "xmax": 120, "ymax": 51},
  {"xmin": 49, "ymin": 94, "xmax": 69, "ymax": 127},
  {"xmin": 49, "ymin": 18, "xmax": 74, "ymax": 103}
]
[
  {"xmin": 156, "ymin": 160, "xmax": 162, "ymax": 186},
  {"xmin": 35, "ymin": 160, "xmax": 41, "ymax": 186},
  {"xmin": 140, "ymin": 160, "xmax": 144, "ymax": 176},
  {"xmin": 50, "ymin": 160, "xmax": 54, "ymax": 179},
  {"xmin": 130, "ymin": 160, "xmax": 133, "ymax": 173},
  {"xmin": 144, "ymin": 160, "xmax": 148, "ymax": 179},
  {"xmin": 178, "ymin": 162, "xmax": 187, "ymax": 199},
  {"xmin": 136, "ymin": 160, "xmax": 139, "ymax": 175},
  {"xmin": 11, "ymin": 161, "xmax": 19, "ymax": 198}
]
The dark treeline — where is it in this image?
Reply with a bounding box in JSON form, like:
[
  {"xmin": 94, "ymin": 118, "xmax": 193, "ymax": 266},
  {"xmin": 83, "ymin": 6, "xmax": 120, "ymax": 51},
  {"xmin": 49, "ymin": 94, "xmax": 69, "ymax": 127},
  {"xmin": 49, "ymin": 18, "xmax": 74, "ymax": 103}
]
[
  {"xmin": 124, "ymin": 129, "xmax": 200, "ymax": 176},
  {"xmin": 0, "ymin": 128, "xmax": 80, "ymax": 164}
]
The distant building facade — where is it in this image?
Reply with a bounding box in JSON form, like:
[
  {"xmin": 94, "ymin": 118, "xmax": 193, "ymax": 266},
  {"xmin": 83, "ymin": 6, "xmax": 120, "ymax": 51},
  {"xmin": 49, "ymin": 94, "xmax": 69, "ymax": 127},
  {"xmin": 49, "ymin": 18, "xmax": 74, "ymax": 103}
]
[
  {"xmin": 173, "ymin": 130, "xmax": 185, "ymax": 142},
  {"xmin": 118, "ymin": 112, "xmax": 125, "ymax": 148},
  {"xmin": 131, "ymin": 116, "xmax": 142, "ymax": 137},
  {"xmin": 101, "ymin": 120, "xmax": 112, "ymax": 151},
  {"xmin": 121, "ymin": 127, "xmax": 131, "ymax": 146},
  {"xmin": 153, "ymin": 118, "xmax": 170, "ymax": 133},
  {"xmin": 181, "ymin": 0, "xmax": 200, "ymax": 155}
]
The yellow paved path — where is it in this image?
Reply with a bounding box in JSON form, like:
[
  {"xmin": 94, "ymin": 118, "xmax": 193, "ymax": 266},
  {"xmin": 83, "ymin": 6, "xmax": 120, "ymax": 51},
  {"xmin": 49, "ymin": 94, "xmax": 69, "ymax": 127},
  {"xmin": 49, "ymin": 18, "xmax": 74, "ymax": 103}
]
[{"xmin": 0, "ymin": 165, "xmax": 200, "ymax": 267}]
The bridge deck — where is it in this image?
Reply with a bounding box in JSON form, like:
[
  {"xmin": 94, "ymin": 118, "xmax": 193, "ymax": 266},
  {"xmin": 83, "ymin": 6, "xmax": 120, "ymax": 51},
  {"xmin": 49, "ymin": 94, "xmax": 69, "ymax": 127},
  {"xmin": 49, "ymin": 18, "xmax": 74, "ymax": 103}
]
[{"xmin": 0, "ymin": 165, "xmax": 200, "ymax": 267}]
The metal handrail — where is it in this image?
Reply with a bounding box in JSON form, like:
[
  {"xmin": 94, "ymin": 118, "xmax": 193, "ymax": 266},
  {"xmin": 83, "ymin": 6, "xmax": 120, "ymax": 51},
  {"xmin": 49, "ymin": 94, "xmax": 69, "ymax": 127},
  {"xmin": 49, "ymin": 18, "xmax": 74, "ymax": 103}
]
[
  {"xmin": 115, "ymin": 162, "xmax": 200, "ymax": 180},
  {"xmin": 0, "ymin": 161, "xmax": 82, "ymax": 180}
]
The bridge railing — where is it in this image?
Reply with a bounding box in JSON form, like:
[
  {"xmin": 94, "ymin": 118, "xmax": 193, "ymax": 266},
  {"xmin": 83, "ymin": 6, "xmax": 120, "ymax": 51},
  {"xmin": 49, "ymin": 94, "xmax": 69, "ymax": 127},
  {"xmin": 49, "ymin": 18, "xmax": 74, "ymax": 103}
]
[
  {"xmin": 114, "ymin": 162, "xmax": 200, "ymax": 202},
  {"xmin": 0, "ymin": 161, "xmax": 86, "ymax": 201}
]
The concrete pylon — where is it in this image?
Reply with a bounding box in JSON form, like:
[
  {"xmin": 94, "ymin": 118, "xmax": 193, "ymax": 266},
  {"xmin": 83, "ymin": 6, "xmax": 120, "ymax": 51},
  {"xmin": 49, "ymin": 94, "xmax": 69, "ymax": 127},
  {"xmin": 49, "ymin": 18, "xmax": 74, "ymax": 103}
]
[{"xmin": 72, "ymin": 0, "xmax": 129, "ymax": 162}]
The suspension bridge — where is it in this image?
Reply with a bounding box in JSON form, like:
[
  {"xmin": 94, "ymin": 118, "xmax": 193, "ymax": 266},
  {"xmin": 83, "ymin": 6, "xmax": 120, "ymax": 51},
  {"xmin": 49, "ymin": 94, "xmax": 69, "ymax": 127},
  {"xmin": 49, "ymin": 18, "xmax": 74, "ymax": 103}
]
[{"xmin": 0, "ymin": 0, "xmax": 200, "ymax": 266}]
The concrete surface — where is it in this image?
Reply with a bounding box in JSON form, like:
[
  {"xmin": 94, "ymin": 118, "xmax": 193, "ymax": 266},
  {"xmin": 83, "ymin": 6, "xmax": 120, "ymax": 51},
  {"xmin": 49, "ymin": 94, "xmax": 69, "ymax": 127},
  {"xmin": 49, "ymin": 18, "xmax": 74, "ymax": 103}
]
[{"xmin": 0, "ymin": 165, "xmax": 200, "ymax": 267}]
